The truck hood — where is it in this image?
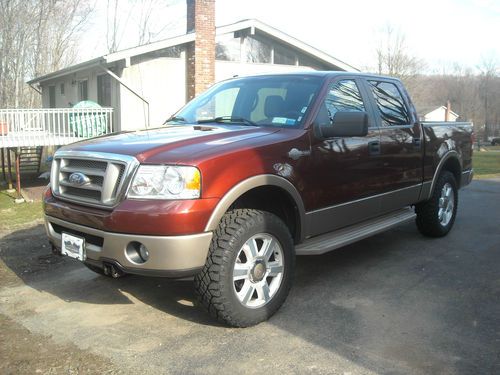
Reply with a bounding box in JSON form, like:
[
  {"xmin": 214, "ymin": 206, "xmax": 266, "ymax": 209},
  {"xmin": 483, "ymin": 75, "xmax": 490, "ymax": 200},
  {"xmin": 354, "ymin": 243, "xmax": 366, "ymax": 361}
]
[{"xmin": 60, "ymin": 125, "xmax": 280, "ymax": 163}]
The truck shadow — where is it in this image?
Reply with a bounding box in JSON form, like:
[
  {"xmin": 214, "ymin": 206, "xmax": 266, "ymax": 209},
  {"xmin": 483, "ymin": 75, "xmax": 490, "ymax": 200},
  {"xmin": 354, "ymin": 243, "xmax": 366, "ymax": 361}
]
[
  {"xmin": 0, "ymin": 222, "xmax": 412, "ymax": 329},
  {"xmin": 0, "ymin": 220, "xmax": 421, "ymax": 330}
]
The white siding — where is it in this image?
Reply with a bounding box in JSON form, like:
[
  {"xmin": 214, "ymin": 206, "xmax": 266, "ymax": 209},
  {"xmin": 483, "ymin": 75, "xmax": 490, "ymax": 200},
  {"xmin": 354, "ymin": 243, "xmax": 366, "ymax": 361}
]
[
  {"xmin": 119, "ymin": 57, "xmax": 186, "ymax": 131},
  {"xmin": 424, "ymin": 107, "xmax": 459, "ymax": 122}
]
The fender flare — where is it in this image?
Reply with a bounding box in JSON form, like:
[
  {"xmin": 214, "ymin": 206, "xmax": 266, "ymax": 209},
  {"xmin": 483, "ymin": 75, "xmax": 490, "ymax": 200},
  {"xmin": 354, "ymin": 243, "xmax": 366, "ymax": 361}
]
[
  {"xmin": 204, "ymin": 174, "xmax": 306, "ymax": 241},
  {"xmin": 425, "ymin": 150, "xmax": 462, "ymax": 200}
]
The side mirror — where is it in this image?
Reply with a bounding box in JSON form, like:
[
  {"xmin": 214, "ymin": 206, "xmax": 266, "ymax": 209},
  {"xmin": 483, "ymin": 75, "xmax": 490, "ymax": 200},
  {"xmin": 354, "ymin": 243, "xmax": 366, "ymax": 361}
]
[{"xmin": 320, "ymin": 111, "xmax": 368, "ymax": 138}]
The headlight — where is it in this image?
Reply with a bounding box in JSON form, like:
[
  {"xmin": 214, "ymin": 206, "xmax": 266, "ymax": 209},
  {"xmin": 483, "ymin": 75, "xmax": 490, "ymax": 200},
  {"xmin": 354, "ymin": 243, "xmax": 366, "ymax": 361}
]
[{"xmin": 128, "ymin": 165, "xmax": 201, "ymax": 199}]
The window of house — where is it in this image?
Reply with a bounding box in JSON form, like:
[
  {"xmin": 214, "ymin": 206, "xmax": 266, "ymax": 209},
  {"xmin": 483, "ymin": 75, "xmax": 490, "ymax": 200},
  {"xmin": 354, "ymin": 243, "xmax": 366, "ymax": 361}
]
[
  {"xmin": 78, "ymin": 80, "xmax": 88, "ymax": 101},
  {"xmin": 216, "ymin": 34, "xmax": 241, "ymax": 61},
  {"xmin": 324, "ymin": 80, "xmax": 365, "ymax": 120},
  {"xmin": 274, "ymin": 44, "xmax": 296, "ymax": 65},
  {"xmin": 368, "ymin": 81, "xmax": 410, "ymax": 126},
  {"xmin": 299, "ymin": 55, "xmax": 328, "ymax": 70},
  {"xmin": 244, "ymin": 36, "xmax": 271, "ymax": 63},
  {"xmin": 49, "ymin": 86, "xmax": 56, "ymax": 108},
  {"xmin": 60, "ymin": 83, "xmax": 65, "ymax": 95},
  {"xmin": 97, "ymin": 74, "xmax": 112, "ymax": 107},
  {"xmin": 131, "ymin": 46, "xmax": 182, "ymax": 65}
]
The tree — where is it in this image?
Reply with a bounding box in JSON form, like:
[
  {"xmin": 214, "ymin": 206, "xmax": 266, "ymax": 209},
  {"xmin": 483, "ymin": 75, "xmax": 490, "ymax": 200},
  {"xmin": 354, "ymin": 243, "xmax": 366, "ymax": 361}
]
[
  {"xmin": 0, "ymin": 0, "xmax": 93, "ymax": 108},
  {"xmin": 106, "ymin": 0, "xmax": 175, "ymax": 53},
  {"xmin": 478, "ymin": 54, "xmax": 499, "ymax": 140},
  {"xmin": 375, "ymin": 24, "xmax": 426, "ymax": 82}
]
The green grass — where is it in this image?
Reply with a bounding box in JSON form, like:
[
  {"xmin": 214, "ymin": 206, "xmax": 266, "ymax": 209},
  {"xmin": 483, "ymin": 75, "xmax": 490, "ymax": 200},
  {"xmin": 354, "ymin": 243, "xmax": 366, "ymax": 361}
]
[
  {"xmin": 0, "ymin": 190, "xmax": 43, "ymax": 231},
  {"xmin": 482, "ymin": 145, "xmax": 500, "ymax": 152},
  {"xmin": 473, "ymin": 151, "xmax": 500, "ymax": 179}
]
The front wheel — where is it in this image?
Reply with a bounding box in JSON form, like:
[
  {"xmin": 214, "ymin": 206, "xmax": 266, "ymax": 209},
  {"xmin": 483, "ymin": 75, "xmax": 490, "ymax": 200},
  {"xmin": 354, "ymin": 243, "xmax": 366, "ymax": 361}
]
[
  {"xmin": 416, "ymin": 171, "xmax": 458, "ymax": 237},
  {"xmin": 194, "ymin": 209, "xmax": 295, "ymax": 327}
]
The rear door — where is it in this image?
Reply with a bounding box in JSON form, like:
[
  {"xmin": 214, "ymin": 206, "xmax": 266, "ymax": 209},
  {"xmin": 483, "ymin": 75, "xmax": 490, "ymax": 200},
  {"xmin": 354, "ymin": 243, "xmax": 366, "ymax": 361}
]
[{"xmin": 361, "ymin": 78, "xmax": 423, "ymax": 212}]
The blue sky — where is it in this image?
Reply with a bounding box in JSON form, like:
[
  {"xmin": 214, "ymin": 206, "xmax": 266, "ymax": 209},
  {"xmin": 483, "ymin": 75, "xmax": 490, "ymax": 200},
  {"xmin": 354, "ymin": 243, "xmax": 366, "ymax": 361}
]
[{"xmin": 83, "ymin": 0, "xmax": 500, "ymax": 73}]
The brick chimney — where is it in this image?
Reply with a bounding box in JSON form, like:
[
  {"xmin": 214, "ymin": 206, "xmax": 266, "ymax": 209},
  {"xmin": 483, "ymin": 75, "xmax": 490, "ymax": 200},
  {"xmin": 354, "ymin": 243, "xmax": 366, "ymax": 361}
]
[
  {"xmin": 445, "ymin": 100, "xmax": 451, "ymax": 121},
  {"xmin": 186, "ymin": 0, "xmax": 215, "ymax": 101}
]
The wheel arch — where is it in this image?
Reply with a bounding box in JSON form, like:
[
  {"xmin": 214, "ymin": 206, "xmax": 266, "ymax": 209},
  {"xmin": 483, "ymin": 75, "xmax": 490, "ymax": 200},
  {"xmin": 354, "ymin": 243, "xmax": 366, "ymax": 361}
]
[
  {"xmin": 427, "ymin": 151, "xmax": 462, "ymax": 199},
  {"xmin": 204, "ymin": 175, "xmax": 306, "ymax": 243}
]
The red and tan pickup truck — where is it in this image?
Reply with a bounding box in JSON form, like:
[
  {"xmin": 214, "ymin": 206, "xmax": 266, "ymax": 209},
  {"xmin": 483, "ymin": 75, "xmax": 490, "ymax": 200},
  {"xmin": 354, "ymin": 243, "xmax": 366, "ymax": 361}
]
[{"xmin": 44, "ymin": 72, "xmax": 473, "ymax": 327}]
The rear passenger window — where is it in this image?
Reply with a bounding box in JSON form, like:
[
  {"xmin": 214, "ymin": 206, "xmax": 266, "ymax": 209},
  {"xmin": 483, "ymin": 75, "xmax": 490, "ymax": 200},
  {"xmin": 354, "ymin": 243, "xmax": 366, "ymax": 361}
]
[
  {"xmin": 368, "ymin": 81, "xmax": 410, "ymax": 126},
  {"xmin": 325, "ymin": 79, "xmax": 365, "ymax": 118}
]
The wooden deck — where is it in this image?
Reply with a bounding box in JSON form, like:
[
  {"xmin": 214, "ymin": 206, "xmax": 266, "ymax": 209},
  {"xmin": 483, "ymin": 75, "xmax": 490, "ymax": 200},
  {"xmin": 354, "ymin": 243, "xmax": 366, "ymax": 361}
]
[
  {"xmin": 0, "ymin": 108, "xmax": 114, "ymax": 149},
  {"xmin": 0, "ymin": 131, "xmax": 85, "ymax": 148}
]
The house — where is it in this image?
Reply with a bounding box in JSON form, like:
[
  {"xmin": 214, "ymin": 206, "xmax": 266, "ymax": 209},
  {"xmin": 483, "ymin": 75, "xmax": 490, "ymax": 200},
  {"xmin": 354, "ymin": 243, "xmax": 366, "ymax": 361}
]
[
  {"xmin": 27, "ymin": 1, "xmax": 358, "ymax": 132},
  {"xmin": 421, "ymin": 105, "xmax": 459, "ymax": 122}
]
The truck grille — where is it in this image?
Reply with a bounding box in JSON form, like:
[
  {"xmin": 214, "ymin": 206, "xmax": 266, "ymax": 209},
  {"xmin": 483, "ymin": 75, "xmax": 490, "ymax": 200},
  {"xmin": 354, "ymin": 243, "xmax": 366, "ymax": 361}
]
[{"xmin": 50, "ymin": 152, "xmax": 138, "ymax": 208}]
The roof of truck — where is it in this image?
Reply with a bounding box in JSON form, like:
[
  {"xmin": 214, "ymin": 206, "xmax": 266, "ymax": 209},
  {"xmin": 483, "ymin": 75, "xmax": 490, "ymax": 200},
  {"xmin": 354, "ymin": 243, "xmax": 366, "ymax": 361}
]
[{"xmin": 227, "ymin": 71, "xmax": 402, "ymax": 82}]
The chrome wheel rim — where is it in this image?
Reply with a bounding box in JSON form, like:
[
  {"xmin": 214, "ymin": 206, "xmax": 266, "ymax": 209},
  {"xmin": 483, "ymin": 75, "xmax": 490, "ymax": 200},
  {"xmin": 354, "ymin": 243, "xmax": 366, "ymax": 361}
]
[
  {"xmin": 232, "ymin": 233, "xmax": 284, "ymax": 308},
  {"xmin": 438, "ymin": 183, "xmax": 454, "ymax": 226}
]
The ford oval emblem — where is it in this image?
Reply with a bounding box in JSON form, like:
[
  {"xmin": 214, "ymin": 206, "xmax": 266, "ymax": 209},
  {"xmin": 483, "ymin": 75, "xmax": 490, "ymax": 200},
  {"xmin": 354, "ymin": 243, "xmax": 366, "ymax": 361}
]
[{"xmin": 68, "ymin": 172, "xmax": 90, "ymax": 186}]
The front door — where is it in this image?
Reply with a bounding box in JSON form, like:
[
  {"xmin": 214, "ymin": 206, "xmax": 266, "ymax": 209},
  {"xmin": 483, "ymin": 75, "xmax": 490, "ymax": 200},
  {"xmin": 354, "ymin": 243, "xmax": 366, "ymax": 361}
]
[{"xmin": 302, "ymin": 77, "xmax": 383, "ymax": 237}]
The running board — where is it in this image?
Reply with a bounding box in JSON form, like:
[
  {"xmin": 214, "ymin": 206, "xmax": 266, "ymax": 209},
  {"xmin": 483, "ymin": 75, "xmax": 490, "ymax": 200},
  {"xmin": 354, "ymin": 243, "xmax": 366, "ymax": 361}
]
[{"xmin": 296, "ymin": 207, "xmax": 416, "ymax": 255}]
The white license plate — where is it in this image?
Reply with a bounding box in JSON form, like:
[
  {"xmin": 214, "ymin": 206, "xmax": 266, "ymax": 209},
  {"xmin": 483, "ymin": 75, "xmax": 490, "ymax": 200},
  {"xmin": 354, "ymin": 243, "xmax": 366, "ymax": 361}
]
[{"xmin": 61, "ymin": 232, "xmax": 85, "ymax": 261}]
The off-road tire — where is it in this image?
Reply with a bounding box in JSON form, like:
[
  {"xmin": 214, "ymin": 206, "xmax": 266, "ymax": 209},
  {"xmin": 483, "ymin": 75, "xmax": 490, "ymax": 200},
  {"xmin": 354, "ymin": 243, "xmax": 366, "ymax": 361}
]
[
  {"xmin": 415, "ymin": 171, "xmax": 458, "ymax": 237},
  {"xmin": 194, "ymin": 209, "xmax": 295, "ymax": 327}
]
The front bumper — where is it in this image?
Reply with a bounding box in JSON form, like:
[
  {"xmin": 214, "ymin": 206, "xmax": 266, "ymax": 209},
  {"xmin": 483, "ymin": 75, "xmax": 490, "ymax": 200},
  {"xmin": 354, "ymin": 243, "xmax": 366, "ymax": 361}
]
[{"xmin": 45, "ymin": 215, "xmax": 213, "ymax": 277}]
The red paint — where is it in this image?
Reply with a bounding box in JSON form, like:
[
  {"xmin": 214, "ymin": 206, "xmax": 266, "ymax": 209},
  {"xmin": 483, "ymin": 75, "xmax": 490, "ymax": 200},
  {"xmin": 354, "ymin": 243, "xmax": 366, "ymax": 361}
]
[{"xmin": 44, "ymin": 73, "xmax": 474, "ymax": 238}]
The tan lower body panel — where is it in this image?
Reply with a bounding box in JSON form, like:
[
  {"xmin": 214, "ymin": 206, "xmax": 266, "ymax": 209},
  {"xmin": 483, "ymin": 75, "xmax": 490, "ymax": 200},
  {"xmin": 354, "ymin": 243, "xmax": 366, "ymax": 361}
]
[{"xmin": 45, "ymin": 215, "xmax": 212, "ymax": 273}]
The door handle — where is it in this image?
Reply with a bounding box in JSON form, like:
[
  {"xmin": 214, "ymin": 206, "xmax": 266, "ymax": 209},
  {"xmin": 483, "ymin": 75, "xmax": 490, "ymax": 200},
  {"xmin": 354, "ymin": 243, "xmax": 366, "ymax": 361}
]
[
  {"xmin": 368, "ymin": 141, "xmax": 380, "ymax": 155},
  {"xmin": 412, "ymin": 138, "xmax": 422, "ymax": 148}
]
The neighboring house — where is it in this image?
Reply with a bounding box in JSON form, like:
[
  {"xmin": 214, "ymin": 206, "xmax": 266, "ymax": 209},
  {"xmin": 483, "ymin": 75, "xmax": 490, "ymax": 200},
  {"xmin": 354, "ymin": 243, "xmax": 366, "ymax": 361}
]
[
  {"xmin": 27, "ymin": 16, "xmax": 358, "ymax": 132},
  {"xmin": 421, "ymin": 106, "xmax": 459, "ymax": 122}
]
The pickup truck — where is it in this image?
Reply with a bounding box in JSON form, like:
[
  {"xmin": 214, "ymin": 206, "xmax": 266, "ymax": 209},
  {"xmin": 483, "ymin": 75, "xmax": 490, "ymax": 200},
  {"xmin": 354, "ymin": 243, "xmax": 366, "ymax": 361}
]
[{"xmin": 44, "ymin": 72, "xmax": 473, "ymax": 327}]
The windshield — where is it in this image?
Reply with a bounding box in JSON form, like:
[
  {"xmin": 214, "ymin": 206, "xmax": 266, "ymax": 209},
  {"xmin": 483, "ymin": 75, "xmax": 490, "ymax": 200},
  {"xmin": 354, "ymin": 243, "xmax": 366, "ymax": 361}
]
[{"xmin": 167, "ymin": 75, "xmax": 323, "ymax": 128}]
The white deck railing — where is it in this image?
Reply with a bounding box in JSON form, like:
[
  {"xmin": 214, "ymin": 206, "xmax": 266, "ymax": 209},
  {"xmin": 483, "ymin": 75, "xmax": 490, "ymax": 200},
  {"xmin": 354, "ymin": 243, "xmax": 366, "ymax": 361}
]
[{"xmin": 0, "ymin": 108, "xmax": 114, "ymax": 148}]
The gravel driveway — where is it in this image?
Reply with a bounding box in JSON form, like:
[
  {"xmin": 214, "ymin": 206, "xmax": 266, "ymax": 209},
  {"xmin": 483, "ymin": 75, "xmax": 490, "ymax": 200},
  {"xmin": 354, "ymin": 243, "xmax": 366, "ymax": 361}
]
[{"xmin": 1, "ymin": 179, "xmax": 499, "ymax": 374}]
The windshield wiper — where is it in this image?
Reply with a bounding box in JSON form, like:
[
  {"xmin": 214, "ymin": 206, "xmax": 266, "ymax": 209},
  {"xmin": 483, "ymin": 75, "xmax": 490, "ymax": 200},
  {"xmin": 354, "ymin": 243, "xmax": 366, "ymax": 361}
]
[
  {"xmin": 197, "ymin": 116, "xmax": 259, "ymax": 127},
  {"xmin": 164, "ymin": 115, "xmax": 186, "ymax": 124}
]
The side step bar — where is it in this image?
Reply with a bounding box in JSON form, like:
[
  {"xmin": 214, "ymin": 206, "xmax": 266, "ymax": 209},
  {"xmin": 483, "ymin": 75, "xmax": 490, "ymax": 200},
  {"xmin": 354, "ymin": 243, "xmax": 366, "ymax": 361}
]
[{"xmin": 296, "ymin": 207, "xmax": 416, "ymax": 255}]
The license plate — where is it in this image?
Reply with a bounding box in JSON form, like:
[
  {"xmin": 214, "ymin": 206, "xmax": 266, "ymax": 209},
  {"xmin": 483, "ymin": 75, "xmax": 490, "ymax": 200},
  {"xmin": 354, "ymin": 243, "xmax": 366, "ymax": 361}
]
[{"xmin": 61, "ymin": 232, "xmax": 85, "ymax": 261}]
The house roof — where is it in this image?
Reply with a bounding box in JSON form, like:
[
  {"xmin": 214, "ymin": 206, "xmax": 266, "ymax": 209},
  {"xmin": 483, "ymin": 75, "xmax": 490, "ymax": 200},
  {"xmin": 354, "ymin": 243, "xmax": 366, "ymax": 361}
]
[{"xmin": 28, "ymin": 19, "xmax": 358, "ymax": 84}]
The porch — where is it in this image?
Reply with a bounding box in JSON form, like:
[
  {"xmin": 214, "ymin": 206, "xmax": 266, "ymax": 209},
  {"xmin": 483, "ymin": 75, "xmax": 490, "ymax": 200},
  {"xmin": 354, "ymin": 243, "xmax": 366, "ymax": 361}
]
[
  {"xmin": 0, "ymin": 107, "xmax": 114, "ymax": 197},
  {"xmin": 0, "ymin": 108, "xmax": 114, "ymax": 148}
]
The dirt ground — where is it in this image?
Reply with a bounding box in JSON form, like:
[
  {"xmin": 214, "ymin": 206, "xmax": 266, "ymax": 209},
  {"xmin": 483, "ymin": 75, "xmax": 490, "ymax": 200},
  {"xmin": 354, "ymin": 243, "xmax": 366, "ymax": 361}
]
[
  {"xmin": 1, "ymin": 180, "xmax": 499, "ymax": 374},
  {"xmin": 0, "ymin": 226, "xmax": 123, "ymax": 375}
]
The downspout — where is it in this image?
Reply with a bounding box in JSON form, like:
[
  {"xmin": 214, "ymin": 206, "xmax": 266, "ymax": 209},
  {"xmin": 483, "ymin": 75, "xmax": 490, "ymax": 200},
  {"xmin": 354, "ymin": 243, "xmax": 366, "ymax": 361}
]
[{"xmin": 99, "ymin": 65, "xmax": 150, "ymax": 129}]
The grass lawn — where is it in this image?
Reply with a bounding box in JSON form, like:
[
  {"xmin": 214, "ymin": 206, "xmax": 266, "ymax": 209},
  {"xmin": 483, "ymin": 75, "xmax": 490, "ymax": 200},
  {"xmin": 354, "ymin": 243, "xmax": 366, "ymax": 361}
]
[
  {"xmin": 473, "ymin": 151, "xmax": 500, "ymax": 179},
  {"xmin": 0, "ymin": 190, "xmax": 43, "ymax": 232}
]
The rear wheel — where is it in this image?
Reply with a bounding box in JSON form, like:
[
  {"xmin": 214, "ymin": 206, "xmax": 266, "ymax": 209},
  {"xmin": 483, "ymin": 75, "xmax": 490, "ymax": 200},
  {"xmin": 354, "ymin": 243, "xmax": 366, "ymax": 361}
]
[
  {"xmin": 194, "ymin": 209, "xmax": 295, "ymax": 327},
  {"xmin": 416, "ymin": 171, "xmax": 458, "ymax": 237}
]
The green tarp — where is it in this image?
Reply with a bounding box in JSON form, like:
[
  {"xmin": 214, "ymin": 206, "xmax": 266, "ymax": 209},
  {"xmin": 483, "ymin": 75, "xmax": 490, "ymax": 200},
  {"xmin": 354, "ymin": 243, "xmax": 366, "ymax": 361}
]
[{"xmin": 69, "ymin": 101, "xmax": 108, "ymax": 137}]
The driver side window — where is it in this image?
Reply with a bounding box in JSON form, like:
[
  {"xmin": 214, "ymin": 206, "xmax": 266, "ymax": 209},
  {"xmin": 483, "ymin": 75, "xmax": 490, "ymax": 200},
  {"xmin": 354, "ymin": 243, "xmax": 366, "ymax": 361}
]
[{"xmin": 322, "ymin": 79, "xmax": 366, "ymax": 124}]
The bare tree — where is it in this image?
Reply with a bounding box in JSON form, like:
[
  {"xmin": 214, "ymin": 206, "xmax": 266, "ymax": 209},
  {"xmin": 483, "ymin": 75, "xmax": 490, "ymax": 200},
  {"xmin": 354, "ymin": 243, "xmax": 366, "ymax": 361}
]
[
  {"xmin": 0, "ymin": 0, "xmax": 93, "ymax": 108},
  {"xmin": 375, "ymin": 24, "xmax": 426, "ymax": 81},
  {"xmin": 478, "ymin": 54, "xmax": 499, "ymax": 139},
  {"xmin": 106, "ymin": 0, "xmax": 131, "ymax": 53},
  {"xmin": 106, "ymin": 0, "xmax": 175, "ymax": 53}
]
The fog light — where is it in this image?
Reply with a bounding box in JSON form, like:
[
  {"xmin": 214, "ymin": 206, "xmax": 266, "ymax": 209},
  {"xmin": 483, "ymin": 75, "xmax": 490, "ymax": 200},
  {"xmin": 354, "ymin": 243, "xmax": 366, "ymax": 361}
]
[{"xmin": 139, "ymin": 244, "xmax": 150, "ymax": 261}]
